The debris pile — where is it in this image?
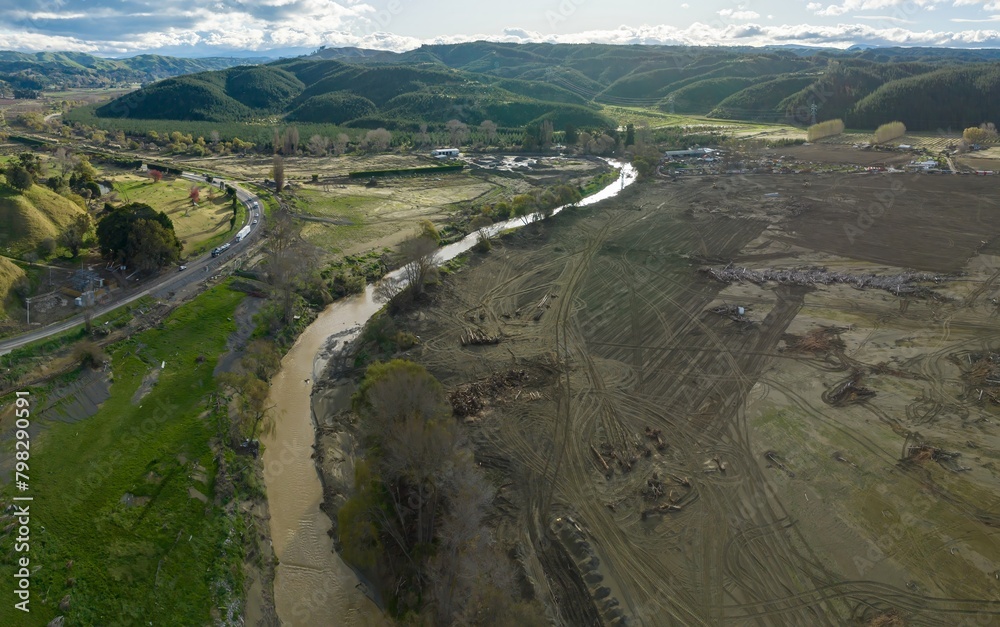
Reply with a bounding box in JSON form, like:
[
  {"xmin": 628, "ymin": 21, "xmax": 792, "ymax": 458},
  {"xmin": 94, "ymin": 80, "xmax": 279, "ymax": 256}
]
[
  {"xmin": 785, "ymin": 326, "xmax": 846, "ymax": 353},
  {"xmin": 460, "ymin": 328, "xmax": 501, "ymax": 346},
  {"xmin": 640, "ymin": 474, "xmax": 697, "ymax": 519},
  {"xmin": 952, "ymin": 351, "xmax": 1000, "ymax": 403},
  {"xmin": 533, "ymin": 292, "xmax": 556, "ymax": 321},
  {"xmin": 449, "ymin": 369, "xmax": 534, "ymax": 418},
  {"xmin": 597, "ymin": 442, "xmax": 639, "ymax": 474},
  {"xmin": 703, "ymin": 265, "xmax": 944, "ymax": 296},
  {"xmin": 904, "ymin": 443, "xmax": 969, "ymax": 472},
  {"xmin": 823, "ymin": 372, "xmax": 877, "ymax": 406},
  {"xmin": 643, "ymin": 426, "xmax": 667, "ymax": 451}
]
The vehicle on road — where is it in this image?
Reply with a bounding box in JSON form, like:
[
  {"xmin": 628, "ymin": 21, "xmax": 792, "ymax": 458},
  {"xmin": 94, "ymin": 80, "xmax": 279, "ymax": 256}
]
[
  {"xmin": 179, "ymin": 265, "xmax": 187, "ymax": 271},
  {"xmin": 212, "ymin": 243, "xmax": 231, "ymax": 257},
  {"xmin": 235, "ymin": 224, "xmax": 251, "ymax": 242}
]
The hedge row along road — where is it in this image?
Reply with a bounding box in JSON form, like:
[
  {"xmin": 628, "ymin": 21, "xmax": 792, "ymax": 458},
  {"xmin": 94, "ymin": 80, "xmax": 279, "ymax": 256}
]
[{"xmin": 0, "ymin": 171, "xmax": 263, "ymax": 356}]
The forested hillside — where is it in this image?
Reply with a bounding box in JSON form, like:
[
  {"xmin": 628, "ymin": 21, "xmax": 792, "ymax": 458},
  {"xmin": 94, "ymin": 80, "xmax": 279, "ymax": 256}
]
[
  {"xmin": 0, "ymin": 51, "xmax": 269, "ymax": 91},
  {"xmin": 89, "ymin": 42, "xmax": 1000, "ymax": 132},
  {"xmin": 97, "ymin": 57, "xmax": 615, "ymax": 130}
]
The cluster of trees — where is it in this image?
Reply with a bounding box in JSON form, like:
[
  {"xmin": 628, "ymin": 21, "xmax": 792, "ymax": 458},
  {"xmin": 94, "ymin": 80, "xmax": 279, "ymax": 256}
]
[
  {"xmin": 341, "ymin": 359, "xmax": 545, "ymax": 623},
  {"xmin": 807, "ymin": 119, "xmax": 845, "ymax": 142},
  {"xmin": 0, "ymin": 153, "xmax": 42, "ymax": 192},
  {"xmin": 873, "ymin": 121, "xmax": 906, "ymax": 144},
  {"xmin": 480, "ymin": 183, "xmax": 584, "ymax": 223},
  {"xmin": 95, "ymin": 203, "xmax": 182, "ymax": 272},
  {"xmin": 217, "ymin": 339, "xmax": 282, "ymax": 446},
  {"xmin": 963, "ymin": 122, "xmax": 998, "ymax": 145}
]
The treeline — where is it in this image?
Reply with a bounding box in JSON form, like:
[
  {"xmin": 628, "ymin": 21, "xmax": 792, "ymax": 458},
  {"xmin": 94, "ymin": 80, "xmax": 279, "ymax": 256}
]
[{"xmin": 807, "ymin": 119, "xmax": 845, "ymax": 141}]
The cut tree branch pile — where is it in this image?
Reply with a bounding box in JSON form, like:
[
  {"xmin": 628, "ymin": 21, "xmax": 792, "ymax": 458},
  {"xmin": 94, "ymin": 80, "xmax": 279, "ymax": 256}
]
[
  {"xmin": 449, "ymin": 369, "xmax": 535, "ymax": 418},
  {"xmin": 703, "ymin": 265, "xmax": 945, "ymax": 296}
]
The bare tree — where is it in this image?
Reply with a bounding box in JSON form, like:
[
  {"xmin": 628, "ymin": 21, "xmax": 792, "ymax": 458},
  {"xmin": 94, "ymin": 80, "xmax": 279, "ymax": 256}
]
[
  {"xmin": 272, "ymin": 155, "xmax": 285, "ymax": 192},
  {"xmin": 446, "ymin": 119, "xmax": 469, "ymax": 146},
  {"xmin": 363, "ymin": 128, "xmax": 392, "ymax": 152},
  {"xmin": 479, "ymin": 120, "xmax": 498, "ymax": 146},
  {"xmin": 400, "ymin": 235, "xmax": 439, "ymax": 297},
  {"xmin": 308, "ymin": 134, "xmax": 330, "ymax": 156},
  {"xmin": 333, "ymin": 133, "xmax": 349, "ymax": 156},
  {"xmin": 283, "ymin": 126, "xmax": 300, "ymax": 155}
]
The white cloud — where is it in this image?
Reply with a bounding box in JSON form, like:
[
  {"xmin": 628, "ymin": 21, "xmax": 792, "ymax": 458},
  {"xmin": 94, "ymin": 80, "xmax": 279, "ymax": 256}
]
[
  {"xmin": 809, "ymin": 0, "xmax": 945, "ymax": 17},
  {"xmin": 852, "ymin": 14, "xmax": 916, "ymax": 22},
  {"xmin": 718, "ymin": 9, "xmax": 761, "ymax": 19},
  {"xmin": 6, "ymin": 5, "xmax": 1000, "ymax": 55},
  {"xmin": 681, "ymin": 3, "xmax": 689, "ymax": 7},
  {"xmin": 952, "ymin": 0, "xmax": 1000, "ymax": 6}
]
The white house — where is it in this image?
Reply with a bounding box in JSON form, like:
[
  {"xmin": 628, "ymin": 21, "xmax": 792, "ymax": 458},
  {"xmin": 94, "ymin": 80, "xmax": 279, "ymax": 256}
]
[{"xmin": 431, "ymin": 148, "xmax": 460, "ymax": 159}]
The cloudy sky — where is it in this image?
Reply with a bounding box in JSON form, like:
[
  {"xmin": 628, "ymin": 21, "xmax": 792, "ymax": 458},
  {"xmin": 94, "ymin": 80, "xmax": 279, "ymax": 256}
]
[{"xmin": 4, "ymin": 0, "xmax": 1000, "ymax": 57}]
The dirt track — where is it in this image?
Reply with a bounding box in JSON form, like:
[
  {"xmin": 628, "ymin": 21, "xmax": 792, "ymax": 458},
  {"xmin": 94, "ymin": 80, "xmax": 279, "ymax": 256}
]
[{"xmin": 388, "ymin": 172, "xmax": 1000, "ymax": 625}]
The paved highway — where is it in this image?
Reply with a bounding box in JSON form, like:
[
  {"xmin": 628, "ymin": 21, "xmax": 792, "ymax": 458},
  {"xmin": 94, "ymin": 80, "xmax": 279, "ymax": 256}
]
[{"xmin": 0, "ymin": 173, "xmax": 263, "ymax": 355}]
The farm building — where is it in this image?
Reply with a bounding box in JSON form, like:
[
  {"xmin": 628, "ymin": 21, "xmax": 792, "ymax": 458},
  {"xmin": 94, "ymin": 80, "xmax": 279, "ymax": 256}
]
[{"xmin": 664, "ymin": 147, "xmax": 716, "ymax": 158}]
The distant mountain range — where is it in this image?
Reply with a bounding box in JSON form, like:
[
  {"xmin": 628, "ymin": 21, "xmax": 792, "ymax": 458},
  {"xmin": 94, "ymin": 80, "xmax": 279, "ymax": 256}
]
[
  {"xmin": 0, "ymin": 51, "xmax": 273, "ymax": 92},
  {"xmin": 87, "ymin": 42, "xmax": 1000, "ymax": 132}
]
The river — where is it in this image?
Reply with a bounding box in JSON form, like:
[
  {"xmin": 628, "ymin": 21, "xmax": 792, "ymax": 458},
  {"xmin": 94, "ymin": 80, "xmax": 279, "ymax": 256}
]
[{"xmin": 260, "ymin": 160, "xmax": 638, "ymax": 626}]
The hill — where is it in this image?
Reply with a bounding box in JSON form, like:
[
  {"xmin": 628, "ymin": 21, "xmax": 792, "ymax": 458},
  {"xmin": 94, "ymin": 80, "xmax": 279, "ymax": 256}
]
[
  {"xmin": 96, "ymin": 57, "xmax": 615, "ymax": 131},
  {"xmin": 0, "ymin": 257, "xmax": 27, "ymax": 319},
  {"xmin": 846, "ymin": 65, "xmax": 1000, "ymax": 131},
  {"xmin": 82, "ymin": 42, "xmax": 1000, "ymax": 132},
  {"xmin": 0, "ymin": 50, "xmax": 270, "ymax": 92},
  {"xmin": 0, "ymin": 183, "xmax": 89, "ymax": 255}
]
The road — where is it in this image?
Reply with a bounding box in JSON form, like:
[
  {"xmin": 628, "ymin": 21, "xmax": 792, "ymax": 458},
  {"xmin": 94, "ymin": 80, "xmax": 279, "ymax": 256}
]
[{"xmin": 0, "ymin": 173, "xmax": 263, "ymax": 356}]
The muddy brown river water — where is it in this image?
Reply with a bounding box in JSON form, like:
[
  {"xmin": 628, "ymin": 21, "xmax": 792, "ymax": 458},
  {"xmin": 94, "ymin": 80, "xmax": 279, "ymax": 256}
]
[{"xmin": 260, "ymin": 161, "xmax": 637, "ymax": 625}]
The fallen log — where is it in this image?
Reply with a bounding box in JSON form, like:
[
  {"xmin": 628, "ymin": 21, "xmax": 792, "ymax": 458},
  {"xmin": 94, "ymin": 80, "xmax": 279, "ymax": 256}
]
[{"xmin": 591, "ymin": 444, "xmax": 610, "ymax": 474}]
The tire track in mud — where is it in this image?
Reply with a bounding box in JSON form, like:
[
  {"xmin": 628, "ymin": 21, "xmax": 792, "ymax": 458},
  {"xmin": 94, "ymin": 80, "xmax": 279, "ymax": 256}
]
[
  {"xmin": 422, "ymin": 178, "xmax": 1000, "ymax": 626},
  {"xmin": 544, "ymin": 204, "xmax": 855, "ymax": 624}
]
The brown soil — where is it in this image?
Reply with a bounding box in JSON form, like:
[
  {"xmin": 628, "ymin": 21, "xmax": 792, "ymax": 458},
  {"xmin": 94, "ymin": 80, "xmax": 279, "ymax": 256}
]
[{"xmin": 374, "ymin": 167, "xmax": 1000, "ymax": 625}]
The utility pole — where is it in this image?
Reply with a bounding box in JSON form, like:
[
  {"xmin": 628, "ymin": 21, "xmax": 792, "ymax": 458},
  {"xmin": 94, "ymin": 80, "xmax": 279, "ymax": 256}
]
[
  {"xmin": 809, "ymin": 103, "xmax": 818, "ymax": 126},
  {"xmin": 25, "ymin": 297, "xmax": 29, "ymax": 325}
]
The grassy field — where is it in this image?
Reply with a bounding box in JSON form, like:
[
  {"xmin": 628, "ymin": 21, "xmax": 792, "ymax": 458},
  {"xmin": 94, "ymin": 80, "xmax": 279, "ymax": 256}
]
[
  {"xmin": 109, "ymin": 173, "xmax": 243, "ymax": 256},
  {"xmin": 289, "ymin": 173, "xmax": 499, "ymax": 254},
  {"xmin": 0, "ymin": 283, "xmax": 245, "ymax": 625}
]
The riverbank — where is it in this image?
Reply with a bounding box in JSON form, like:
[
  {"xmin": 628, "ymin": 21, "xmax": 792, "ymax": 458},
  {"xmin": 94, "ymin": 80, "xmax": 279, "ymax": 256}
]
[
  {"xmin": 260, "ymin": 294, "xmax": 382, "ymax": 626},
  {"xmin": 255, "ymin": 161, "xmax": 635, "ymax": 625}
]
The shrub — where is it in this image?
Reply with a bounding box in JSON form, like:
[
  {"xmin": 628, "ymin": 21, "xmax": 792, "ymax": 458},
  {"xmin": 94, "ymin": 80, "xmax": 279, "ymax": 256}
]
[{"xmin": 73, "ymin": 341, "xmax": 107, "ymax": 368}]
